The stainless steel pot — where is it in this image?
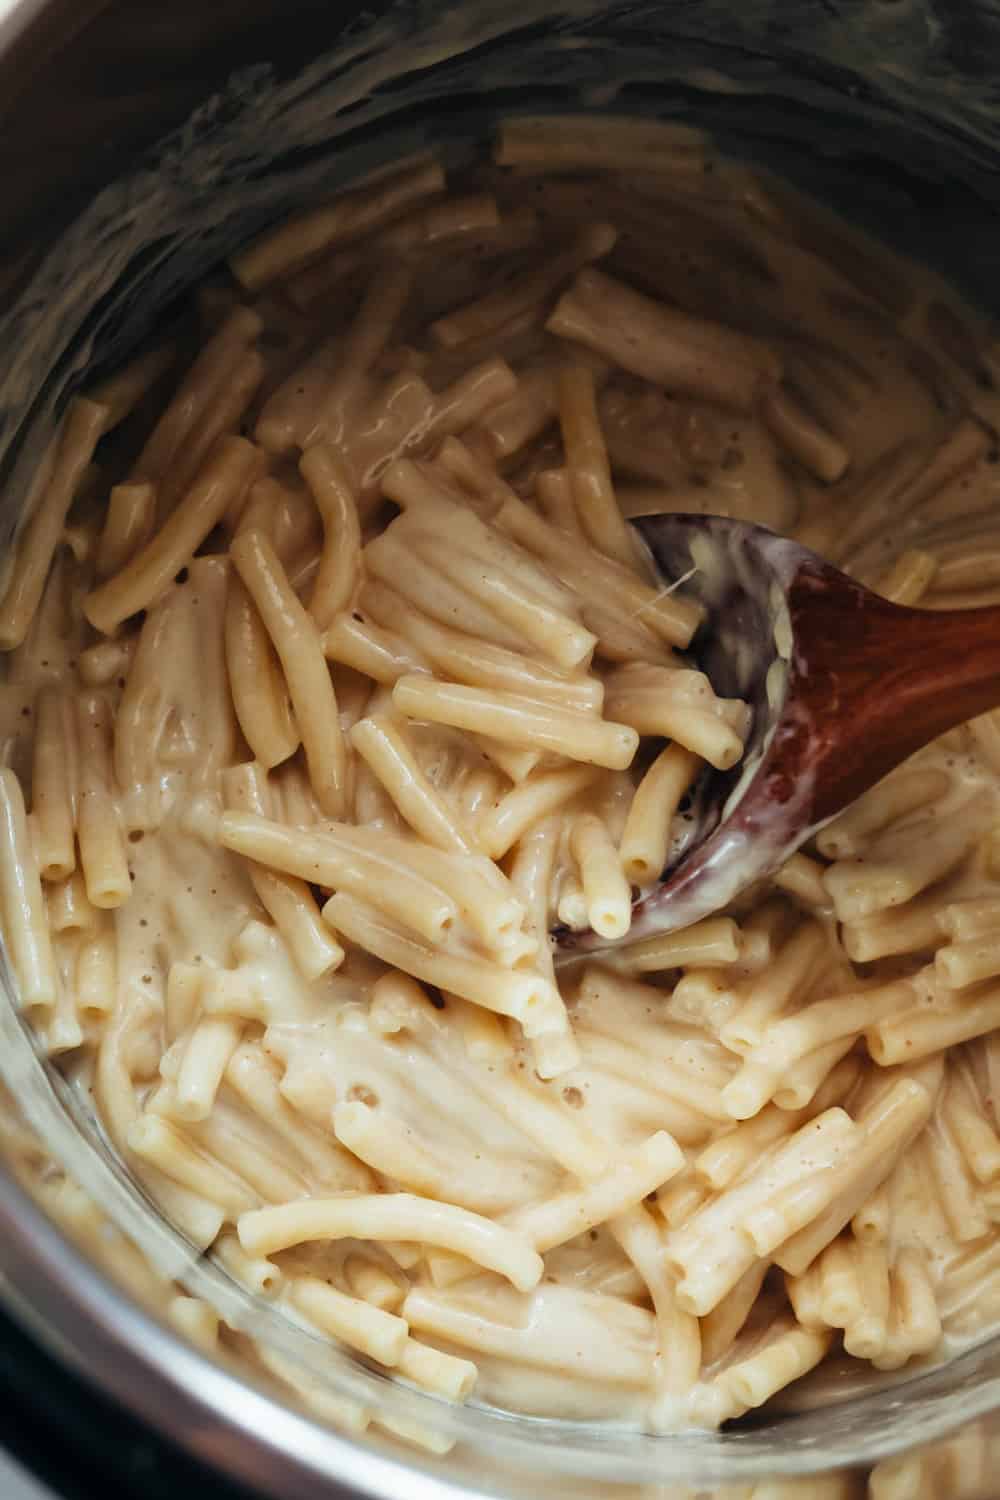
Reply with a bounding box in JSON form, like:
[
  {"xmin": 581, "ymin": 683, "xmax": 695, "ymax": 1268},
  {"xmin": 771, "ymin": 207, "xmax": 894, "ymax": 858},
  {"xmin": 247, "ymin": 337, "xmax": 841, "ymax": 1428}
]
[{"xmin": 2, "ymin": 3, "xmax": 1000, "ymax": 1495}]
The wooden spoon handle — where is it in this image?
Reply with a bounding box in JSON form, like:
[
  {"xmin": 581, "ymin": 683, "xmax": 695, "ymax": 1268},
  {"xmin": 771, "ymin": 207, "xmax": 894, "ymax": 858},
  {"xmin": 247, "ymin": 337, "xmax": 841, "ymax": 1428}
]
[{"xmin": 786, "ymin": 561, "xmax": 1000, "ymax": 823}]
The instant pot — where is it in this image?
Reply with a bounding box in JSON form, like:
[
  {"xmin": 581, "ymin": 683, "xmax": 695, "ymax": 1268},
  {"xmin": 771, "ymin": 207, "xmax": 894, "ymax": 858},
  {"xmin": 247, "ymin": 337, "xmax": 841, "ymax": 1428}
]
[{"xmin": 3, "ymin": 1, "xmax": 1000, "ymax": 1496}]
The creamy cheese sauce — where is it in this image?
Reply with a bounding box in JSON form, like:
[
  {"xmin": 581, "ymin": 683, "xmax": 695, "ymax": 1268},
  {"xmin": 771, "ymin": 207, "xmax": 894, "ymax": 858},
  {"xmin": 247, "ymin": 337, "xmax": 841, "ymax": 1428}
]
[{"xmin": 2, "ymin": 119, "xmax": 1000, "ymax": 1434}]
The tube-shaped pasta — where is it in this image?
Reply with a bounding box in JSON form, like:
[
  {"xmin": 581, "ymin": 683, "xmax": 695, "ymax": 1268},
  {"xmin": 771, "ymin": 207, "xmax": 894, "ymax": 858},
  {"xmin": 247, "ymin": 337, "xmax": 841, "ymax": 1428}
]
[
  {"xmin": 535, "ymin": 466, "xmax": 583, "ymax": 534},
  {"xmin": 720, "ymin": 920, "xmax": 829, "ymax": 1056},
  {"xmin": 462, "ymin": 1059, "xmax": 609, "ymax": 1180},
  {"xmin": 611, "ymin": 1205, "xmax": 701, "ymax": 1429},
  {"xmin": 402, "ymin": 529, "xmax": 596, "ymax": 672},
  {"xmin": 555, "ymin": 869, "xmax": 588, "ymax": 930},
  {"xmin": 431, "ymin": 222, "xmax": 616, "ymax": 347},
  {"xmin": 508, "ymin": 815, "xmax": 559, "ymax": 970},
  {"xmin": 403, "ymin": 1284, "xmax": 655, "ymax": 1387},
  {"xmin": 470, "ymin": 364, "xmax": 562, "ymax": 462},
  {"xmin": 213, "ymin": 1230, "xmax": 284, "ymax": 1297},
  {"xmin": 772, "ymin": 1036, "xmax": 857, "ymax": 1111},
  {"xmin": 548, "ymin": 267, "xmax": 781, "ymax": 411},
  {"xmin": 852, "ymin": 1182, "xmax": 891, "ymax": 1245},
  {"xmin": 156, "ymin": 348, "xmax": 265, "ymax": 516},
  {"xmin": 868, "ymin": 985, "xmax": 1000, "ymax": 1066},
  {"xmin": 333, "ymin": 1100, "xmax": 450, "ymax": 1200},
  {"xmin": 46, "ymin": 871, "xmax": 97, "ymax": 936},
  {"xmin": 619, "ymin": 744, "xmax": 701, "ymax": 886},
  {"xmin": 96, "ymin": 482, "xmax": 157, "ymax": 581},
  {"xmin": 496, "ymin": 115, "xmax": 706, "ymax": 170},
  {"xmin": 75, "ymin": 693, "xmax": 130, "ymax": 909},
  {"xmin": 363, "ymin": 579, "xmax": 602, "ymax": 712},
  {"xmin": 448, "ymin": 994, "xmax": 516, "ymax": 1066},
  {"xmin": 937, "ymin": 934, "xmax": 1000, "ymax": 989},
  {"xmin": 738, "ymin": 1112, "xmax": 862, "ymax": 1255},
  {"xmin": 824, "ymin": 811, "xmax": 977, "ymax": 924},
  {"xmin": 349, "ymin": 716, "xmax": 473, "ymax": 854},
  {"xmin": 255, "ymin": 1344, "xmax": 371, "ymax": 1436},
  {"xmin": 0, "ymin": 769, "xmax": 58, "ymax": 1009},
  {"xmin": 656, "ymin": 1174, "xmax": 708, "ymax": 1229},
  {"xmin": 761, "ymin": 388, "xmax": 849, "ymax": 482},
  {"xmin": 612, "ymin": 917, "xmax": 742, "ymax": 977},
  {"xmin": 843, "ymin": 891, "xmax": 947, "ymax": 963},
  {"xmin": 505, "ymin": 1131, "xmax": 684, "ymax": 1252},
  {"xmin": 187, "ymin": 1111, "xmax": 310, "ymax": 1206},
  {"xmin": 942, "ymin": 1074, "xmax": 1000, "ymax": 1184},
  {"xmin": 31, "ymin": 687, "xmax": 77, "ymax": 882},
  {"xmin": 343, "ymin": 1255, "xmax": 405, "ymax": 1313},
  {"xmin": 225, "ymin": 1042, "xmax": 371, "ymax": 1191},
  {"xmin": 76, "ymin": 924, "xmax": 117, "ymax": 1019},
  {"xmin": 307, "ymin": 264, "xmax": 412, "ymax": 449},
  {"xmin": 224, "ymin": 574, "xmax": 300, "ymax": 771},
  {"xmin": 576, "ymin": 1027, "xmax": 727, "ymax": 1122},
  {"xmin": 254, "ymin": 337, "xmax": 342, "ymax": 459},
  {"xmin": 129, "ymin": 307, "xmax": 261, "ymax": 488},
  {"xmin": 699, "ymin": 1261, "xmax": 769, "ymax": 1369},
  {"xmin": 718, "ymin": 1322, "xmax": 831, "ymax": 1411},
  {"xmin": 392, "ymin": 676, "xmax": 638, "ymax": 771},
  {"xmin": 775, "ymin": 1077, "xmax": 937, "ymax": 1277},
  {"xmin": 85, "ymin": 342, "xmax": 176, "ymax": 432},
  {"xmin": 569, "ymin": 812, "xmax": 632, "ymax": 940},
  {"xmin": 164, "ymin": 963, "xmax": 202, "ymax": 1044},
  {"xmin": 557, "ymin": 363, "xmax": 637, "ymax": 568},
  {"xmin": 167, "ymin": 1297, "xmax": 220, "ymax": 1355},
  {"xmin": 772, "ymin": 852, "xmax": 831, "ymax": 913},
  {"xmin": 474, "ymin": 766, "xmax": 606, "ymax": 864},
  {"xmin": 735, "ymin": 898, "xmax": 792, "ymax": 971},
  {"xmin": 743, "ymin": 978, "xmax": 915, "ymax": 1075},
  {"xmin": 174, "ymin": 1015, "xmax": 244, "ymax": 1123},
  {"xmin": 0, "ymin": 399, "xmax": 108, "ymax": 649},
  {"xmin": 290, "ymin": 1275, "xmax": 410, "ymax": 1367},
  {"xmin": 383, "ymin": 457, "xmax": 574, "ymax": 603},
  {"xmin": 816, "ymin": 768, "xmax": 952, "ymax": 859},
  {"xmin": 219, "ymin": 811, "xmax": 458, "ymax": 943},
  {"xmin": 240, "ymin": 1194, "xmax": 543, "ymax": 1291},
  {"xmin": 223, "ymin": 809, "xmax": 523, "ymax": 947},
  {"xmin": 876, "ymin": 1246, "xmax": 941, "ymax": 1370},
  {"xmin": 875, "ymin": 548, "xmax": 938, "ymax": 607},
  {"xmin": 842, "ymin": 1241, "xmax": 892, "ymax": 1359},
  {"xmin": 666, "ymin": 1108, "xmax": 858, "ymax": 1314},
  {"xmin": 126, "ymin": 1114, "xmax": 255, "ymax": 1217},
  {"xmin": 820, "ymin": 1240, "xmax": 860, "ymax": 1331},
  {"xmin": 836, "ymin": 415, "xmax": 990, "ymax": 560},
  {"xmin": 696, "ymin": 1111, "xmax": 803, "ymax": 1195},
  {"xmin": 13, "ymin": 147, "xmax": 1000, "ymax": 1438},
  {"xmin": 325, "ymin": 892, "xmax": 558, "ymax": 1036},
  {"xmin": 299, "ymin": 443, "xmax": 362, "ymax": 630},
  {"xmin": 85, "ymin": 436, "xmax": 261, "ymax": 635},
  {"xmin": 365, "ymin": 528, "xmax": 527, "ymax": 651},
  {"xmin": 230, "ymin": 161, "xmax": 445, "ymax": 289},
  {"xmin": 939, "ymin": 897, "xmax": 1000, "ymax": 942},
  {"xmin": 604, "ymin": 667, "xmax": 745, "ymax": 771},
  {"xmin": 221, "ymin": 765, "xmax": 343, "ymax": 980},
  {"xmin": 78, "ymin": 637, "xmax": 137, "ymax": 689},
  {"xmin": 289, "ymin": 194, "xmax": 501, "ymax": 306},
  {"xmin": 925, "ymin": 1114, "xmax": 989, "ymax": 1244},
  {"xmin": 323, "ymin": 612, "xmax": 429, "ymax": 685},
  {"xmin": 396, "ymin": 1337, "xmax": 478, "ymax": 1402},
  {"xmin": 495, "ymin": 492, "xmax": 702, "ymax": 647},
  {"xmin": 785, "ymin": 1263, "xmax": 825, "ymax": 1333},
  {"xmin": 231, "ymin": 528, "xmax": 346, "ymax": 817}
]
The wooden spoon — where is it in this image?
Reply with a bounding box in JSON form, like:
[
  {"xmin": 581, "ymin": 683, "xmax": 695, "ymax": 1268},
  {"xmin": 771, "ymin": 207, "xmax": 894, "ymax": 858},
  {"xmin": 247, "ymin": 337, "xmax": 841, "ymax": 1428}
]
[{"xmin": 558, "ymin": 514, "xmax": 1000, "ymax": 951}]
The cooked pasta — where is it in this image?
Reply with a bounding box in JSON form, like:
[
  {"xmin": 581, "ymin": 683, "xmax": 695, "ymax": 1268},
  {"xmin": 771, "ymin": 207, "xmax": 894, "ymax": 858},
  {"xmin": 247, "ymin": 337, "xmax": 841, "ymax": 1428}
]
[{"xmin": 2, "ymin": 119, "xmax": 1000, "ymax": 1438}]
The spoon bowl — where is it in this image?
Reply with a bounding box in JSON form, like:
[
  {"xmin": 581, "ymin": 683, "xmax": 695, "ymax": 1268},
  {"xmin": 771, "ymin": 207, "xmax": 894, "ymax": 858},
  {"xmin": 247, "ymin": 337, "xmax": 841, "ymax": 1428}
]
[{"xmin": 558, "ymin": 514, "xmax": 1000, "ymax": 951}]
